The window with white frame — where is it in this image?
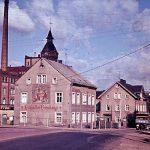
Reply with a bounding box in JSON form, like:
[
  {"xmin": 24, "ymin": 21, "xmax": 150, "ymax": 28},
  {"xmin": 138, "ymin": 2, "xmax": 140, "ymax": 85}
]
[
  {"xmin": 76, "ymin": 93, "xmax": 80, "ymax": 105},
  {"xmin": 55, "ymin": 112, "xmax": 62, "ymax": 123},
  {"xmin": 91, "ymin": 96, "xmax": 95, "ymax": 105},
  {"xmin": 2, "ymin": 98, "xmax": 6, "ymax": 104},
  {"xmin": 115, "ymin": 116, "xmax": 120, "ymax": 123},
  {"xmin": 106, "ymin": 104, "xmax": 110, "ymax": 111},
  {"xmin": 52, "ymin": 77, "xmax": 57, "ymax": 84},
  {"xmin": 82, "ymin": 112, "xmax": 87, "ymax": 123},
  {"xmin": 3, "ymin": 87, "xmax": 6, "ymax": 95},
  {"xmin": 72, "ymin": 112, "xmax": 76, "ymax": 124},
  {"xmin": 125, "ymin": 105, "xmax": 129, "ymax": 111},
  {"xmin": 140, "ymin": 105, "xmax": 142, "ymax": 111},
  {"xmin": 36, "ymin": 75, "xmax": 47, "ymax": 84},
  {"xmin": 21, "ymin": 92, "xmax": 28, "ymax": 103},
  {"xmin": 10, "ymin": 99, "xmax": 14, "ymax": 105},
  {"xmin": 125, "ymin": 94, "xmax": 129, "ymax": 99},
  {"xmin": 20, "ymin": 111, "xmax": 27, "ymax": 123},
  {"xmin": 114, "ymin": 93, "xmax": 117, "ymax": 99},
  {"xmin": 118, "ymin": 93, "xmax": 121, "ymax": 99},
  {"xmin": 82, "ymin": 94, "xmax": 87, "ymax": 105},
  {"xmin": 72, "ymin": 92, "xmax": 76, "ymax": 104},
  {"xmin": 10, "ymin": 88, "xmax": 15, "ymax": 95},
  {"xmin": 92, "ymin": 112, "xmax": 95, "ymax": 122},
  {"xmin": 106, "ymin": 95, "xmax": 109, "ymax": 99},
  {"xmin": 55, "ymin": 92, "xmax": 63, "ymax": 103},
  {"xmin": 76, "ymin": 112, "xmax": 80, "ymax": 123},
  {"xmin": 88, "ymin": 112, "xmax": 91, "ymax": 123},
  {"xmin": 88, "ymin": 94, "xmax": 91, "ymax": 105},
  {"xmin": 26, "ymin": 78, "xmax": 31, "ymax": 85},
  {"xmin": 143, "ymin": 105, "xmax": 146, "ymax": 112},
  {"xmin": 115, "ymin": 105, "xmax": 120, "ymax": 111}
]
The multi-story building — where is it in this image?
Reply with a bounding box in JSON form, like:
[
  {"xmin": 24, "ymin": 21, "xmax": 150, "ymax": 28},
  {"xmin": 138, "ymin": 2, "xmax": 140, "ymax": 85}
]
[
  {"xmin": 14, "ymin": 59, "xmax": 96, "ymax": 128},
  {"xmin": 14, "ymin": 21, "xmax": 97, "ymax": 128},
  {"xmin": 96, "ymin": 79, "xmax": 147, "ymax": 127}
]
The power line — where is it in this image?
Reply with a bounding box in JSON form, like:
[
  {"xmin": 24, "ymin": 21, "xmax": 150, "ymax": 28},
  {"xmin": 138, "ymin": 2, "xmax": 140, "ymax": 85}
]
[{"xmin": 41, "ymin": 42, "xmax": 150, "ymax": 87}]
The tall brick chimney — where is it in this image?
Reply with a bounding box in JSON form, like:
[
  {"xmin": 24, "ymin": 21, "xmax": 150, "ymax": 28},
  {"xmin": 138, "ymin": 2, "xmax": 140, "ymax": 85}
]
[{"xmin": 1, "ymin": 0, "xmax": 9, "ymax": 72}]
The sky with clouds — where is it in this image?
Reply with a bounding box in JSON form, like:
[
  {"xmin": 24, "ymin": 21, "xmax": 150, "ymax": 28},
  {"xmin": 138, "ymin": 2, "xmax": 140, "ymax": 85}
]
[{"xmin": 0, "ymin": 0, "xmax": 150, "ymax": 91}]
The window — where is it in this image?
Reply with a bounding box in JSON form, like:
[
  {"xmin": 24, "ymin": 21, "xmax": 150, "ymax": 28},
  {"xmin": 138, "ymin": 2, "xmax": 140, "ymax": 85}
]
[
  {"xmin": 36, "ymin": 75, "xmax": 47, "ymax": 84},
  {"xmin": 82, "ymin": 112, "xmax": 87, "ymax": 123},
  {"xmin": 82, "ymin": 94, "xmax": 87, "ymax": 105},
  {"xmin": 88, "ymin": 112, "xmax": 91, "ymax": 123},
  {"xmin": 115, "ymin": 105, "xmax": 120, "ymax": 111},
  {"xmin": 52, "ymin": 77, "xmax": 57, "ymax": 84},
  {"xmin": 26, "ymin": 78, "xmax": 31, "ymax": 84},
  {"xmin": 2, "ymin": 99, "xmax": 6, "ymax": 104},
  {"xmin": 143, "ymin": 105, "xmax": 146, "ymax": 112},
  {"xmin": 55, "ymin": 92, "xmax": 63, "ymax": 103},
  {"xmin": 125, "ymin": 95, "xmax": 129, "ymax": 99},
  {"xmin": 2, "ymin": 77, "xmax": 7, "ymax": 82},
  {"xmin": 3, "ymin": 87, "xmax": 6, "ymax": 95},
  {"xmin": 114, "ymin": 93, "xmax": 117, "ymax": 99},
  {"xmin": 76, "ymin": 112, "xmax": 80, "ymax": 123},
  {"xmin": 125, "ymin": 105, "xmax": 129, "ymax": 111},
  {"xmin": 21, "ymin": 92, "xmax": 28, "ymax": 103},
  {"xmin": 88, "ymin": 94, "xmax": 91, "ymax": 105},
  {"xmin": 20, "ymin": 111, "xmax": 27, "ymax": 123},
  {"xmin": 140, "ymin": 105, "xmax": 142, "ymax": 111},
  {"xmin": 106, "ymin": 95, "xmax": 109, "ymax": 99},
  {"xmin": 11, "ymin": 78, "xmax": 15, "ymax": 83},
  {"xmin": 118, "ymin": 93, "xmax": 121, "ymax": 99},
  {"xmin": 91, "ymin": 96, "xmax": 95, "ymax": 105},
  {"xmin": 55, "ymin": 112, "xmax": 62, "ymax": 123},
  {"xmin": 72, "ymin": 92, "xmax": 76, "ymax": 104},
  {"xmin": 76, "ymin": 93, "xmax": 80, "ymax": 105},
  {"xmin": 106, "ymin": 105, "xmax": 110, "ymax": 111},
  {"xmin": 115, "ymin": 116, "xmax": 120, "ymax": 123},
  {"xmin": 72, "ymin": 112, "xmax": 75, "ymax": 124},
  {"xmin": 10, "ymin": 88, "xmax": 15, "ymax": 95},
  {"xmin": 10, "ymin": 99, "xmax": 14, "ymax": 105},
  {"xmin": 92, "ymin": 112, "xmax": 95, "ymax": 122}
]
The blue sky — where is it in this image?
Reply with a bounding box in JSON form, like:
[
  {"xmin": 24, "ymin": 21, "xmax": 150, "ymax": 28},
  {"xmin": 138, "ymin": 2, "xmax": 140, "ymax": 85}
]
[{"xmin": 0, "ymin": 0, "xmax": 150, "ymax": 91}]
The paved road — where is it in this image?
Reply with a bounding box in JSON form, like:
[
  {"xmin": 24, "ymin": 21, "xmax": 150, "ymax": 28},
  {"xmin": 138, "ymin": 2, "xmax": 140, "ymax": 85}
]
[{"xmin": 0, "ymin": 128, "xmax": 149, "ymax": 150}]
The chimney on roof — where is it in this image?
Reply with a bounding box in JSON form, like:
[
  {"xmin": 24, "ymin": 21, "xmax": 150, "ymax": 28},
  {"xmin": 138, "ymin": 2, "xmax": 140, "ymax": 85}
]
[
  {"xmin": 1, "ymin": 0, "xmax": 9, "ymax": 72},
  {"xmin": 120, "ymin": 79, "xmax": 126, "ymax": 84}
]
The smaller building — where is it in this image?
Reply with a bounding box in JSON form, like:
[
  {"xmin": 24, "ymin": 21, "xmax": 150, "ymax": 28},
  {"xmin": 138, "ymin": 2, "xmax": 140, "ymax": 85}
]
[{"xmin": 96, "ymin": 79, "xmax": 148, "ymax": 128}]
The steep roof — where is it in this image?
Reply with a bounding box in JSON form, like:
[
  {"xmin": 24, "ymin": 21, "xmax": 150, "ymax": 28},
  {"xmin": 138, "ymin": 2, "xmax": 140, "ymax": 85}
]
[
  {"xmin": 46, "ymin": 59, "xmax": 97, "ymax": 89},
  {"xmin": 98, "ymin": 79, "xmax": 144, "ymax": 99}
]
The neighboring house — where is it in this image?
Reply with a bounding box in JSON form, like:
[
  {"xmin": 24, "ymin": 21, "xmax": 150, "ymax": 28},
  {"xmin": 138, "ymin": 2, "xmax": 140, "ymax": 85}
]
[
  {"xmin": 14, "ymin": 58, "xmax": 97, "ymax": 127},
  {"xmin": 96, "ymin": 79, "xmax": 147, "ymax": 127}
]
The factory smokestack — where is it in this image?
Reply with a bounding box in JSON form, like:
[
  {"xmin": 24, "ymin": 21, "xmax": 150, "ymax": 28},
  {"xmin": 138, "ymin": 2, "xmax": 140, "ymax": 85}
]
[{"xmin": 1, "ymin": 0, "xmax": 9, "ymax": 72}]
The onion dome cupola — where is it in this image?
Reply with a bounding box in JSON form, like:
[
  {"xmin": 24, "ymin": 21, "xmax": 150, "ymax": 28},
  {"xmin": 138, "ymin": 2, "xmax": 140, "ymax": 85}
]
[{"xmin": 41, "ymin": 29, "xmax": 58, "ymax": 61}]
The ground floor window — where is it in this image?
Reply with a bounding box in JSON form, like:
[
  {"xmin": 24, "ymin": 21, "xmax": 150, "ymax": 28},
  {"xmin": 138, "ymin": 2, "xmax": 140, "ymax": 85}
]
[
  {"xmin": 92, "ymin": 112, "xmax": 95, "ymax": 122},
  {"xmin": 115, "ymin": 116, "xmax": 120, "ymax": 123},
  {"xmin": 72, "ymin": 112, "xmax": 75, "ymax": 124},
  {"xmin": 20, "ymin": 111, "xmax": 27, "ymax": 123},
  {"xmin": 88, "ymin": 112, "xmax": 91, "ymax": 123},
  {"xmin": 82, "ymin": 112, "xmax": 87, "ymax": 123},
  {"xmin": 76, "ymin": 112, "xmax": 80, "ymax": 123},
  {"xmin": 55, "ymin": 112, "xmax": 62, "ymax": 123}
]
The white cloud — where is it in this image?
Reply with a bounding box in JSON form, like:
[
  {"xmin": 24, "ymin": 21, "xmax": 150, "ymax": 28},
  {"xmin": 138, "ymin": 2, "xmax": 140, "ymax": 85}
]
[{"xmin": 0, "ymin": 1, "xmax": 35, "ymax": 32}]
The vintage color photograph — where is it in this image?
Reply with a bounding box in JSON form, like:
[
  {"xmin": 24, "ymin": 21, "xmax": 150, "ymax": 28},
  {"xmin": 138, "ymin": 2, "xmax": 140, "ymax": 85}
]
[{"xmin": 0, "ymin": 0, "xmax": 150, "ymax": 150}]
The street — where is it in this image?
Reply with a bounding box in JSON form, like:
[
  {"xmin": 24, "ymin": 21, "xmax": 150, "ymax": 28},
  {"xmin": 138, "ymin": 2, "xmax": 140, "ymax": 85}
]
[{"xmin": 0, "ymin": 127, "xmax": 149, "ymax": 150}]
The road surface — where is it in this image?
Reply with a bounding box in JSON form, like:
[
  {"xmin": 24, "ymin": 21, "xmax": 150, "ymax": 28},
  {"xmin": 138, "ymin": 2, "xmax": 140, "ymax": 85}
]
[{"xmin": 0, "ymin": 127, "xmax": 149, "ymax": 150}]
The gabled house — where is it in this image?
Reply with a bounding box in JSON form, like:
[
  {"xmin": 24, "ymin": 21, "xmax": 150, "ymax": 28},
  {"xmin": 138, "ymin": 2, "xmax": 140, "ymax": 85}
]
[
  {"xmin": 14, "ymin": 58, "xmax": 97, "ymax": 127},
  {"xmin": 96, "ymin": 79, "xmax": 147, "ymax": 127}
]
